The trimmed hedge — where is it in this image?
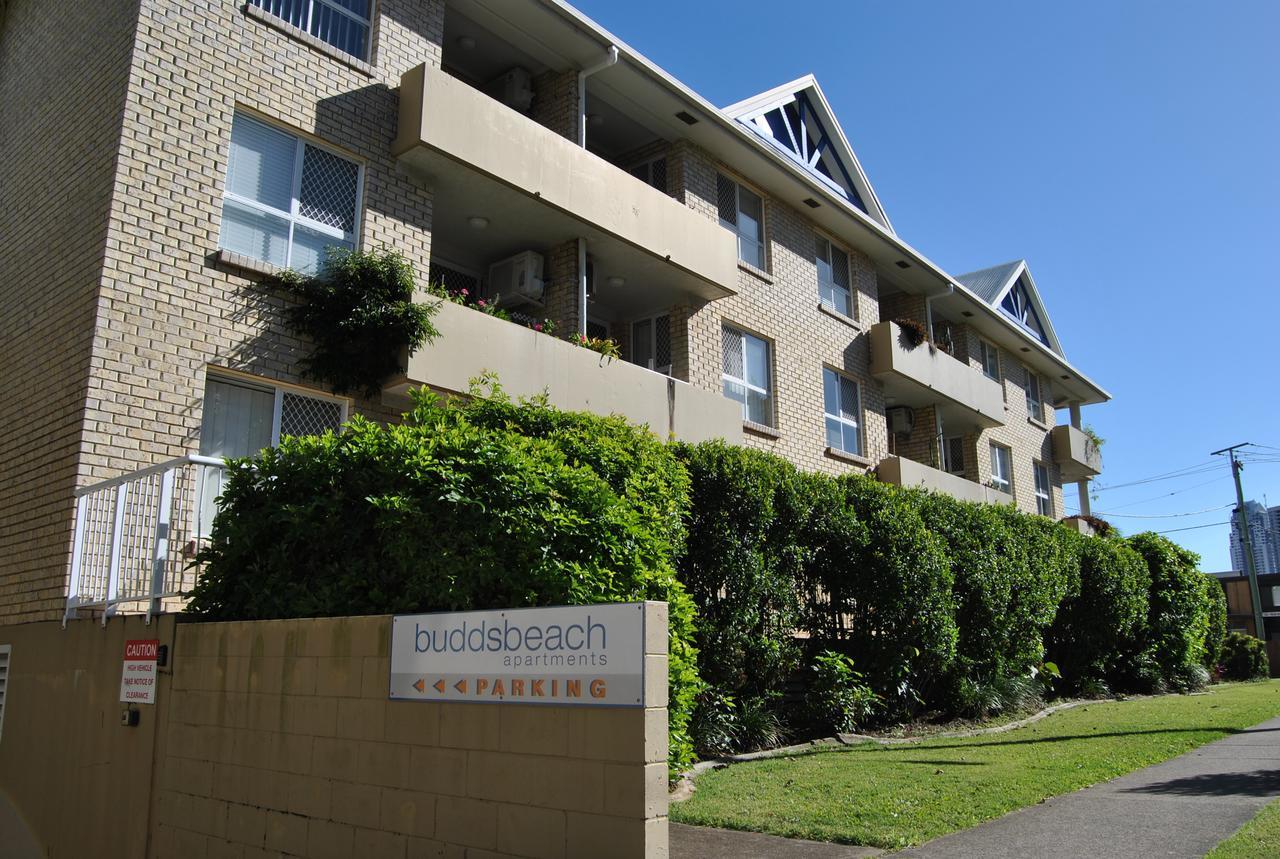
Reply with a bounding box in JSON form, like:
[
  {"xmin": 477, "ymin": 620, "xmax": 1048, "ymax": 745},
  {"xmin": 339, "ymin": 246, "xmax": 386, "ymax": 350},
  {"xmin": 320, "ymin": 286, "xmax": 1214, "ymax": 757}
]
[
  {"xmin": 1128, "ymin": 533, "xmax": 1217, "ymax": 691},
  {"xmin": 187, "ymin": 385, "xmax": 702, "ymax": 775},
  {"xmin": 1220, "ymin": 632, "xmax": 1269, "ymax": 681}
]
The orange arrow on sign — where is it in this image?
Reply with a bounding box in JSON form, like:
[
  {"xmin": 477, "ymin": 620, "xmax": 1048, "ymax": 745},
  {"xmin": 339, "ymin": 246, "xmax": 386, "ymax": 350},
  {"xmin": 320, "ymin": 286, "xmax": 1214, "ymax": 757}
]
[
  {"xmin": 412, "ymin": 678, "xmax": 425, "ymax": 694},
  {"xmin": 433, "ymin": 678, "xmax": 446, "ymax": 693},
  {"xmin": 454, "ymin": 678, "xmax": 467, "ymax": 694}
]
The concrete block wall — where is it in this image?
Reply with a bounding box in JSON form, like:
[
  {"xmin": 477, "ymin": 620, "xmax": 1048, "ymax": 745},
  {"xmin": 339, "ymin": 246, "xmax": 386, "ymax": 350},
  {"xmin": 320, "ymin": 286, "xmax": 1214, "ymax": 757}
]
[
  {"xmin": 0, "ymin": 0, "xmax": 143, "ymax": 622},
  {"xmin": 155, "ymin": 613, "xmax": 668, "ymax": 859}
]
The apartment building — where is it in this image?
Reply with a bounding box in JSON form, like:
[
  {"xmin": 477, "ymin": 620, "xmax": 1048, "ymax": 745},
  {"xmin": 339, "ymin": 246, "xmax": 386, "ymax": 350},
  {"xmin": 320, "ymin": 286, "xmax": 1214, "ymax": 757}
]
[
  {"xmin": 1230, "ymin": 501, "xmax": 1280, "ymax": 575},
  {"xmin": 0, "ymin": 0, "xmax": 1108, "ymax": 625}
]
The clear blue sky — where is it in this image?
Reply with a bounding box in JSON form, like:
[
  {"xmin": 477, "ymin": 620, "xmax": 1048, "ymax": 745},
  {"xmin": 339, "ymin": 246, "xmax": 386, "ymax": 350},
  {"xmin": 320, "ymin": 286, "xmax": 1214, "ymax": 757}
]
[{"xmin": 574, "ymin": 0, "xmax": 1280, "ymax": 571}]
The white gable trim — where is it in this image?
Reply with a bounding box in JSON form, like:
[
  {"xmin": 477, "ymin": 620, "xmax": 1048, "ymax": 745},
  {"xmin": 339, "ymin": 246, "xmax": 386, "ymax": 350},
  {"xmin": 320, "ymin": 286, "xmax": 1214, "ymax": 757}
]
[
  {"xmin": 989, "ymin": 261, "xmax": 1064, "ymax": 356},
  {"xmin": 724, "ymin": 75, "xmax": 893, "ymax": 233}
]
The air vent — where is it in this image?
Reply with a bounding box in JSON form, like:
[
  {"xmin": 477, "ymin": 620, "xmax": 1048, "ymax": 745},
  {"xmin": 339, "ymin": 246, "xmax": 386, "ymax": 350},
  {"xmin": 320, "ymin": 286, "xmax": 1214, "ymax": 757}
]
[
  {"xmin": 675, "ymin": 110, "xmax": 698, "ymax": 125},
  {"xmin": 1060, "ymin": 374, "xmax": 1070, "ymax": 380},
  {"xmin": 802, "ymin": 198, "xmax": 820, "ymax": 209},
  {"xmin": 961, "ymin": 311, "xmax": 974, "ymax": 318},
  {"xmin": 894, "ymin": 260, "xmax": 910, "ymax": 269},
  {"xmin": 1020, "ymin": 347, "xmax": 1031, "ymax": 352}
]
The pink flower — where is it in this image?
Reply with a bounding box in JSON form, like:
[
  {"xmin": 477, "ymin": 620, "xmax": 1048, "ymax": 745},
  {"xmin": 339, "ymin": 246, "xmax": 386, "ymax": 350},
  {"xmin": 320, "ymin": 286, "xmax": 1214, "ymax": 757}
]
[
  {"xmin": 534, "ymin": 323, "xmax": 543, "ymax": 331},
  {"xmin": 460, "ymin": 288, "xmax": 469, "ymax": 296}
]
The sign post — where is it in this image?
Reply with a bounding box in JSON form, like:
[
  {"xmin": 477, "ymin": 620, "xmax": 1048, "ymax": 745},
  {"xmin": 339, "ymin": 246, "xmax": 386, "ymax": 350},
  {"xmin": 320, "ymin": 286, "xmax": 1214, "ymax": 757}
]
[
  {"xmin": 120, "ymin": 638, "xmax": 160, "ymax": 705},
  {"xmin": 389, "ymin": 603, "xmax": 646, "ymax": 707}
]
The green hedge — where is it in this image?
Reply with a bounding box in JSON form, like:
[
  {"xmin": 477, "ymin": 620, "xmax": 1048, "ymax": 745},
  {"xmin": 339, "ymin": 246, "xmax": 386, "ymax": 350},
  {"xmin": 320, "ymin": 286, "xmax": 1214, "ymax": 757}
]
[
  {"xmin": 187, "ymin": 385, "xmax": 702, "ymax": 775},
  {"xmin": 1220, "ymin": 632, "xmax": 1269, "ymax": 681},
  {"xmin": 1127, "ymin": 533, "xmax": 1217, "ymax": 691}
]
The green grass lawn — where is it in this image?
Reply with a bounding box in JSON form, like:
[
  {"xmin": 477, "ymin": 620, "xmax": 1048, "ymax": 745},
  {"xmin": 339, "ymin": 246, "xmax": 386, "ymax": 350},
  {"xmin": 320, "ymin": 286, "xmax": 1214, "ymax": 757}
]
[
  {"xmin": 1207, "ymin": 797, "xmax": 1280, "ymax": 859},
  {"xmin": 672, "ymin": 681, "xmax": 1280, "ymax": 850}
]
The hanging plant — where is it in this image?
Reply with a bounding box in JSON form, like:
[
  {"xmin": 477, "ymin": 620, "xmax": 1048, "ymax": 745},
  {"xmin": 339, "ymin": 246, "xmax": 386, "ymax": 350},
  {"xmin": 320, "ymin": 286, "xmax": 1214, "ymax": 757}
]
[
  {"xmin": 273, "ymin": 248, "xmax": 439, "ymax": 398},
  {"xmin": 894, "ymin": 317, "xmax": 929, "ymax": 349}
]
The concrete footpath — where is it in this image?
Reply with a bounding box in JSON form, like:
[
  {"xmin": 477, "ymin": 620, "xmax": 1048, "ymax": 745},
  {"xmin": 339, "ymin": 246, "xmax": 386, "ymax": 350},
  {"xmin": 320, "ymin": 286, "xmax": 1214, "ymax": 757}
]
[{"xmin": 673, "ymin": 715, "xmax": 1280, "ymax": 858}]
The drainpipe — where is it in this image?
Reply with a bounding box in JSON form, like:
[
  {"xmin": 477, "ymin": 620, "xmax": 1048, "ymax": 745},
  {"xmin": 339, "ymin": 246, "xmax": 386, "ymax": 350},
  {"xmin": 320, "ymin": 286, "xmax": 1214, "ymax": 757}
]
[
  {"xmin": 924, "ymin": 283, "xmax": 954, "ymax": 341},
  {"xmin": 577, "ymin": 45, "xmax": 618, "ymax": 148},
  {"xmin": 577, "ymin": 238, "xmax": 588, "ymax": 337}
]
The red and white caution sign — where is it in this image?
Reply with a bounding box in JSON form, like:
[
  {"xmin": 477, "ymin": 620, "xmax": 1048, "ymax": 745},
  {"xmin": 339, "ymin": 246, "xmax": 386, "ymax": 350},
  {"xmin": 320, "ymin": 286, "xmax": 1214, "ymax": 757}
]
[{"xmin": 120, "ymin": 639, "xmax": 160, "ymax": 705}]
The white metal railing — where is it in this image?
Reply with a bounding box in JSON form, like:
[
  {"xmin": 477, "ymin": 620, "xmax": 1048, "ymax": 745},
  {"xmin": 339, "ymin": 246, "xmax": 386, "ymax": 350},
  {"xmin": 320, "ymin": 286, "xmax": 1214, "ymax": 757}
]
[{"xmin": 64, "ymin": 455, "xmax": 226, "ymax": 626}]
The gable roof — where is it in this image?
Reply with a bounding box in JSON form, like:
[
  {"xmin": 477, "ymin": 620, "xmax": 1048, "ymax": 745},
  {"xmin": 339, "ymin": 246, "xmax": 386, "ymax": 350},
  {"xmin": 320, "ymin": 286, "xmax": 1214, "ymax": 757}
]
[
  {"xmin": 956, "ymin": 259, "xmax": 1064, "ymax": 356},
  {"xmin": 723, "ymin": 76, "xmax": 893, "ymax": 233}
]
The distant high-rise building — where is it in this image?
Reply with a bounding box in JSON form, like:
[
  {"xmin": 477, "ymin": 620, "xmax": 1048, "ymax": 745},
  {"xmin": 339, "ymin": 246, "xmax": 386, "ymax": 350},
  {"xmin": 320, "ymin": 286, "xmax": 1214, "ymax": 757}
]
[{"xmin": 1230, "ymin": 500, "xmax": 1279, "ymax": 574}]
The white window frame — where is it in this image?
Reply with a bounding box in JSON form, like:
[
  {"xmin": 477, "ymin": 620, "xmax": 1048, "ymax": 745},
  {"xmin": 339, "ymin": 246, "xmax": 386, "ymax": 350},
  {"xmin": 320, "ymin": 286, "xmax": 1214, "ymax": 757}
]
[
  {"xmin": 822, "ymin": 368, "xmax": 862, "ymax": 456},
  {"xmin": 0, "ymin": 644, "xmax": 9, "ymax": 744},
  {"xmin": 815, "ymin": 233, "xmax": 854, "ymax": 319},
  {"xmin": 630, "ymin": 314, "xmax": 672, "ymax": 375},
  {"xmin": 219, "ymin": 112, "xmax": 364, "ymax": 270},
  {"xmin": 717, "ymin": 173, "xmax": 766, "ymax": 270},
  {"xmin": 205, "ymin": 373, "xmax": 350, "ymax": 447},
  {"xmin": 248, "ymin": 0, "xmax": 374, "ymax": 61},
  {"xmin": 722, "ymin": 325, "xmax": 773, "ymax": 426},
  {"xmin": 1033, "ymin": 461, "xmax": 1052, "ymax": 516},
  {"xmin": 979, "ymin": 339, "xmax": 1000, "ymax": 382},
  {"xmin": 990, "ymin": 443, "xmax": 1012, "ymax": 495},
  {"xmin": 1025, "ymin": 367, "xmax": 1043, "ymax": 421}
]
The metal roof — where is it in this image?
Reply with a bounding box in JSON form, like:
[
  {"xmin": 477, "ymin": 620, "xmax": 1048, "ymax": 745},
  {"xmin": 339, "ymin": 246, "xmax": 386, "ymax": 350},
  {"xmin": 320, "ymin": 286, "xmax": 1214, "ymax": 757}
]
[{"xmin": 956, "ymin": 260, "xmax": 1023, "ymax": 304}]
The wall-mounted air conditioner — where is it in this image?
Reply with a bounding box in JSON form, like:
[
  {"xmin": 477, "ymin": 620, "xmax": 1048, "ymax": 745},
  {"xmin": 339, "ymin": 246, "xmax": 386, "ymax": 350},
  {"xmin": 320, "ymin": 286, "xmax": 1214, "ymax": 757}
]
[
  {"xmin": 487, "ymin": 251, "xmax": 545, "ymax": 309},
  {"xmin": 483, "ymin": 67, "xmax": 534, "ymax": 113},
  {"xmin": 887, "ymin": 406, "xmax": 915, "ymax": 435}
]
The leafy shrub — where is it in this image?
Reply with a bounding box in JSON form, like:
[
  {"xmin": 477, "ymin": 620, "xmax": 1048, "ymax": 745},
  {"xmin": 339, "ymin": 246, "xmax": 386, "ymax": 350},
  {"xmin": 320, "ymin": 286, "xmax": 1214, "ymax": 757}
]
[
  {"xmin": 275, "ymin": 248, "xmax": 438, "ymax": 397},
  {"xmin": 690, "ymin": 690, "xmax": 738, "ymax": 758},
  {"xmin": 1202, "ymin": 574, "xmax": 1228, "ymax": 670},
  {"xmin": 187, "ymin": 383, "xmax": 701, "ymax": 774},
  {"xmin": 1046, "ymin": 536, "xmax": 1150, "ymax": 692},
  {"xmin": 673, "ymin": 442, "xmax": 806, "ymax": 702},
  {"xmin": 736, "ymin": 697, "xmax": 786, "ymax": 752},
  {"xmin": 1220, "ymin": 632, "xmax": 1270, "ymax": 681},
  {"xmin": 954, "ymin": 673, "xmax": 1044, "ymax": 720},
  {"xmin": 806, "ymin": 651, "xmax": 879, "ymax": 734},
  {"xmin": 1128, "ymin": 533, "xmax": 1214, "ymax": 691}
]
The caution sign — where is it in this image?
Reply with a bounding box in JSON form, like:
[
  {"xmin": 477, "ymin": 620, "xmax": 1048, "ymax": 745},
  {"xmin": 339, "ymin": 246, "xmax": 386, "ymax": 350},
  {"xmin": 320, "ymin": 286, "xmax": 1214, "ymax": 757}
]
[{"xmin": 120, "ymin": 639, "xmax": 160, "ymax": 704}]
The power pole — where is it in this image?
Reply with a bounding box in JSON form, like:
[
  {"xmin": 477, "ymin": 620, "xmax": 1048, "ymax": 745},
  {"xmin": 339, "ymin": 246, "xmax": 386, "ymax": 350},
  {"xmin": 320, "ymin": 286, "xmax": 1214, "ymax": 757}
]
[{"xmin": 1213, "ymin": 443, "xmax": 1266, "ymax": 641}]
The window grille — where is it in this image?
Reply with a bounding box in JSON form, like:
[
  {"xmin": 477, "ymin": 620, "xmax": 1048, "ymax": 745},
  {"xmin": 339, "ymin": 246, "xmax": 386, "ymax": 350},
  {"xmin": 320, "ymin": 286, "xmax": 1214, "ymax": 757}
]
[
  {"xmin": 722, "ymin": 325, "xmax": 772, "ymax": 426},
  {"xmin": 630, "ymin": 314, "xmax": 672, "ymax": 374},
  {"xmin": 822, "ymin": 368, "xmax": 861, "ymax": 455},
  {"xmin": 220, "ymin": 113, "xmax": 361, "ymax": 273},
  {"xmin": 248, "ymin": 0, "xmax": 372, "ymax": 61},
  {"xmin": 629, "ymin": 156, "xmax": 669, "ymax": 195},
  {"xmin": 815, "ymin": 234, "xmax": 852, "ymax": 317},
  {"xmin": 280, "ymin": 391, "xmax": 344, "ymax": 438},
  {"xmin": 944, "ymin": 436, "xmax": 966, "ymax": 475},
  {"xmin": 428, "ymin": 261, "xmax": 480, "ymax": 297},
  {"xmin": 716, "ymin": 174, "xmax": 764, "ymax": 269},
  {"xmin": 1034, "ymin": 462, "xmax": 1052, "ymax": 516},
  {"xmin": 1025, "ymin": 368, "xmax": 1042, "ymax": 421}
]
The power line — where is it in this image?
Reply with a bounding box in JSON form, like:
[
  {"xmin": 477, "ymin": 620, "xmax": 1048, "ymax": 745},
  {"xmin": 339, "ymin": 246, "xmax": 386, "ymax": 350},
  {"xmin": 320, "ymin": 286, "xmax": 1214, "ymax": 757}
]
[
  {"xmin": 1102, "ymin": 475, "xmax": 1230, "ymax": 511},
  {"xmin": 1152, "ymin": 520, "xmax": 1231, "ymax": 535},
  {"xmin": 1095, "ymin": 503, "xmax": 1234, "ymax": 519},
  {"xmin": 1091, "ymin": 461, "xmax": 1221, "ymax": 493}
]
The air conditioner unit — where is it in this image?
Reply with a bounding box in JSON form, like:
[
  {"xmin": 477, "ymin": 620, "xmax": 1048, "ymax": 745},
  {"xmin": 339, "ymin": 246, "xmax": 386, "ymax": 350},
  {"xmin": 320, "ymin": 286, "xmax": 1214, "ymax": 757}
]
[
  {"xmin": 483, "ymin": 67, "xmax": 534, "ymax": 113},
  {"xmin": 487, "ymin": 251, "xmax": 545, "ymax": 309},
  {"xmin": 887, "ymin": 406, "xmax": 915, "ymax": 435}
]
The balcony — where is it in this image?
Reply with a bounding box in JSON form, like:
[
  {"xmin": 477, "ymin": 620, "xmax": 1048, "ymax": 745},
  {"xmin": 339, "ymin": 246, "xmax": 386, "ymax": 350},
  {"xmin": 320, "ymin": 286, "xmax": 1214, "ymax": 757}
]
[
  {"xmin": 1051, "ymin": 424, "xmax": 1103, "ymax": 481},
  {"xmin": 393, "ymin": 63, "xmax": 737, "ymax": 304},
  {"xmin": 869, "ymin": 321, "xmax": 1005, "ymax": 430},
  {"xmin": 876, "ymin": 455, "xmax": 1014, "ymax": 506},
  {"xmin": 386, "ymin": 299, "xmax": 742, "ymax": 444}
]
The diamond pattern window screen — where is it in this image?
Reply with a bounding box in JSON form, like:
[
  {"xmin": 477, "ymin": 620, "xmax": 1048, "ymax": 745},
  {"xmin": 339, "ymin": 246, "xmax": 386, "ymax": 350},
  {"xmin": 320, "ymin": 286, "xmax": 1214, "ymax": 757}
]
[
  {"xmin": 815, "ymin": 234, "xmax": 853, "ymax": 317},
  {"xmin": 280, "ymin": 391, "xmax": 344, "ymax": 438},
  {"xmin": 630, "ymin": 314, "xmax": 672, "ymax": 374},
  {"xmin": 629, "ymin": 157, "xmax": 669, "ymax": 195},
  {"xmin": 717, "ymin": 174, "xmax": 764, "ymax": 269},
  {"xmin": 428, "ymin": 261, "xmax": 480, "ymax": 297},
  {"xmin": 722, "ymin": 325, "xmax": 772, "ymax": 426},
  {"xmin": 248, "ymin": 0, "xmax": 371, "ymax": 61},
  {"xmin": 822, "ymin": 368, "xmax": 861, "ymax": 455},
  {"xmin": 220, "ymin": 112, "xmax": 361, "ymax": 273}
]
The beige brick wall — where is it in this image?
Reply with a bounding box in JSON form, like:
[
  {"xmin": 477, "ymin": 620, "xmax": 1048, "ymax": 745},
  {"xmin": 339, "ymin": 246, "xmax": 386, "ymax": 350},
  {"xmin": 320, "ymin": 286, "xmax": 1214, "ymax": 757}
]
[{"xmin": 0, "ymin": 0, "xmax": 144, "ymax": 623}]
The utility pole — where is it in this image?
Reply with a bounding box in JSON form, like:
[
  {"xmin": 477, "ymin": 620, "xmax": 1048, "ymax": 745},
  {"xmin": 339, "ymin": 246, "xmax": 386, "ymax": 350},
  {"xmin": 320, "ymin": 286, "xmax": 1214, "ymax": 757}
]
[{"xmin": 1213, "ymin": 443, "xmax": 1266, "ymax": 641}]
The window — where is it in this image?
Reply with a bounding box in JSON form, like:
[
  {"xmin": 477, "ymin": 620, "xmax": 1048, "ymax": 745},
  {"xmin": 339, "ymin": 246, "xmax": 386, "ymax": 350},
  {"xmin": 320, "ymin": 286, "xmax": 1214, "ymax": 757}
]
[
  {"xmin": 629, "ymin": 156, "xmax": 668, "ymax": 194},
  {"xmin": 990, "ymin": 443, "xmax": 1012, "ymax": 494},
  {"xmin": 247, "ymin": 0, "xmax": 372, "ymax": 61},
  {"xmin": 943, "ymin": 436, "xmax": 965, "ymax": 476},
  {"xmin": 0, "ymin": 645, "xmax": 9, "ymax": 743},
  {"xmin": 631, "ymin": 315, "xmax": 672, "ymax": 375},
  {"xmin": 979, "ymin": 340, "xmax": 1000, "ymax": 381},
  {"xmin": 815, "ymin": 234, "xmax": 853, "ymax": 317},
  {"xmin": 822, "ymin": 368, "xmax": 861, "ymax": 455},
  {"xmin": 717, "ymin": 174, "xmax": 765, "ymax": 269},
  {"xmin": 1034, "ymin": 461, "xmax": 1052, "ymax": 516},
  {"xmin": 586, "ymin": 318, "xmax": 610, "ymax": 341},
  {"xmin": 1001, "ymin": 279, "xmax": 1049, "ymax": 345},
  {"xmin": 220, "ymin": 113, "xmax": 361, "ymax": 273},
  {"xmin": 722, "ymin": 325, "xmax": 772, "ymax": 426},
  {"xmin": 1025, "ymin": 368, "xmax": 1042, "ymax": 421},
  {"xmin": 197, "ymin": 375, "xmax": 346, "ymax": 533}
]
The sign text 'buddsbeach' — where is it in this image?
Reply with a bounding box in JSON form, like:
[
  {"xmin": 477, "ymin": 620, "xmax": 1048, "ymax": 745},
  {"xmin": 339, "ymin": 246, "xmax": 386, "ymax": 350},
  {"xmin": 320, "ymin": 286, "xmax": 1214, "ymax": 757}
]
[{"xmin": 389, "ymin": 603, "xmax": 645, "ymax": 707}]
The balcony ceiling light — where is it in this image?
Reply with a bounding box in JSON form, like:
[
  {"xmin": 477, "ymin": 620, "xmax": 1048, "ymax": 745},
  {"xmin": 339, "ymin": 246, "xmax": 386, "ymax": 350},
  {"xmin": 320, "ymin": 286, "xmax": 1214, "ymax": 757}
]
[
  {"xmin": 607, "ymin": 276, "xmax": 626, "ymax": 288},
  {"xmin": 457, "ymin": 36, "xmax": 476, "ymax": 50},
  {"xmin": 588, "ymin": 114, "xmax": 604, "ymax": 127},
  {"xmin": 467, "ymin": 216, "xmax": 489, "ymax": 229}
]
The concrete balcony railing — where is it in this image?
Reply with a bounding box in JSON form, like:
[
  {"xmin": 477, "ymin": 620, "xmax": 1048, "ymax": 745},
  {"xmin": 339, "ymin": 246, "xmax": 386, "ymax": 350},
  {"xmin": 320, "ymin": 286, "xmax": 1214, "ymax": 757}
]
[
  {"xmin": 394, "ymin": 63, "xmax": 737, "ymax": 301},
  {"xmin": 1051, "ymin": 424, "xmax": 1103, "ymax": 482},
  {"xmin": 875, "ymin": 455, "xmax": 1014, "ymax": 506},
  {"xmin": 869, "ymin": 321, "xmax": 1005, "ymax": 429},
  {"xmin": 385, "ymin": 300, "xmax": 742, "ymax": 444}
]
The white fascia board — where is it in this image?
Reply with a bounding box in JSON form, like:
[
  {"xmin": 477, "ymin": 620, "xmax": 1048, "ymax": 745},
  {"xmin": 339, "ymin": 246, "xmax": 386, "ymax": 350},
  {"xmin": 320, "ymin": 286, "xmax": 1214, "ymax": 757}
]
[{"xmin": 987, "ymin": 261, "xmax": 1066, "ymax": 357}]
